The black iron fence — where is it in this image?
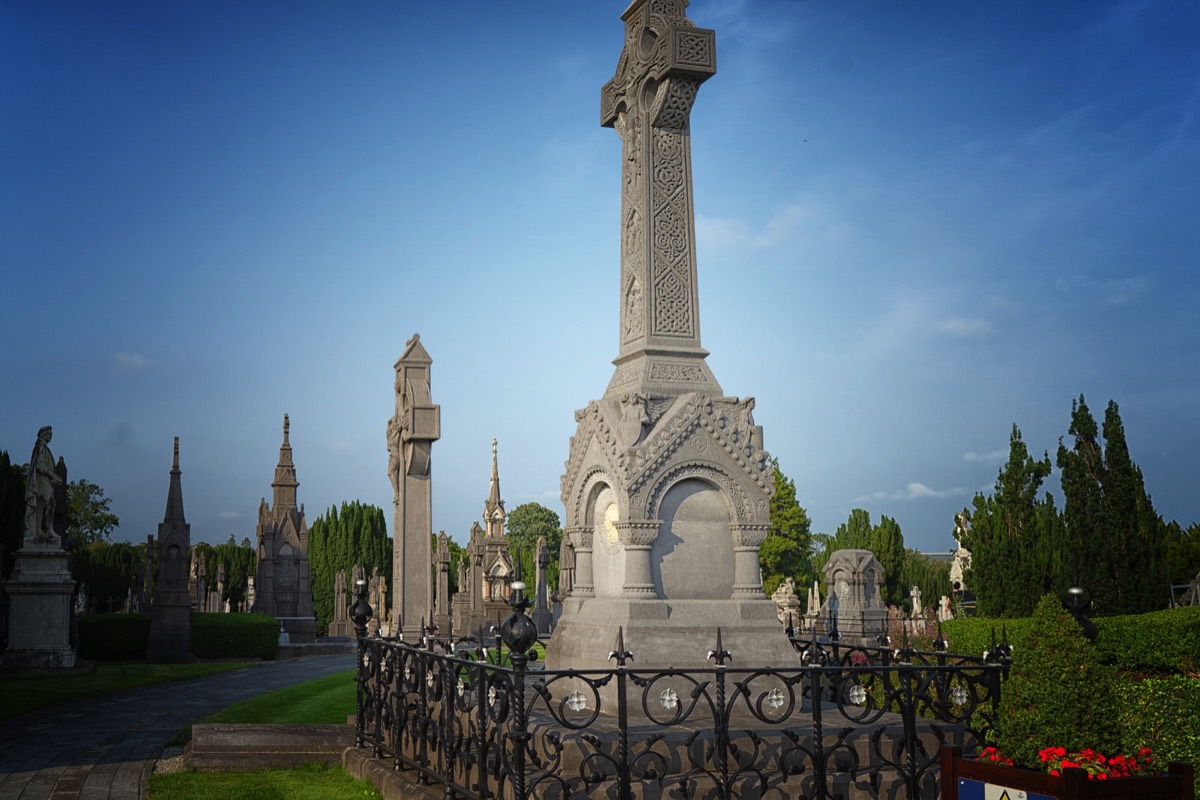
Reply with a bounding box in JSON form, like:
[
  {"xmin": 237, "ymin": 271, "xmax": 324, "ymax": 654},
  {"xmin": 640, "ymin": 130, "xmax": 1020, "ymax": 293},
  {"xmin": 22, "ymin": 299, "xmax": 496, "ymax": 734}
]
[{"xmin": 352, "ymin": 587, "xmax": 1011, "ymax": 800}]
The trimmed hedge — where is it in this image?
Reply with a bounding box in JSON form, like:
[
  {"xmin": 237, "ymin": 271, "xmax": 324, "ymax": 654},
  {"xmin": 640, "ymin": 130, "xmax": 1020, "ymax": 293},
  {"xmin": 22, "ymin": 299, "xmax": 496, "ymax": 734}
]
[
  {"xmin": 78, "ymin": 613, "xmax": 152, "ymax": 661},
  {"xmin": 191, "ymin": 613, "xmax": 278, "ymax": 660},
  {"xmin": 1094, "ymin": 607, "xmax": 1200, "ymax": 673},
  {"xmin": 1117, "ymin": 675, "xmax": 1200, "ymax": 794},
  {"xmin": 76, "ymin": 612, "xmax": 279, "ymax": 661},
  {"xmin": 943, "ymin": 605, "xmax": 1200, "ymax": 673}
]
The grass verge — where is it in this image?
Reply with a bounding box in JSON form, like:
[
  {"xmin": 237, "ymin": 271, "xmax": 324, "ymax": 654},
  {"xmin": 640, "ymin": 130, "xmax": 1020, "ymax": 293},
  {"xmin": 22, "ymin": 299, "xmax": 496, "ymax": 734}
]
[
  {"xmin": 149, "ymin": 762, "xmax": 381, "ymax": 800},
  {"xmin": 0, "ymin": 661, "xmax": 253, "ymax": 722},
  {"xmin": 168, "ymin": 668, "xmax": 357, "ymax": 745}
]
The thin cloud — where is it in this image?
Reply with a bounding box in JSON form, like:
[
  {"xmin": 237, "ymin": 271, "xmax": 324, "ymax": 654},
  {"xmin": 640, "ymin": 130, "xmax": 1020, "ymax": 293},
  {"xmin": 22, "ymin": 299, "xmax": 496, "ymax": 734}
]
[
  {"xmin": 939, "ymin": 317, "xmax": 993, "ymax": 338},
  {"xmin": 216, "ymin": 511, "xmax": 242, "ymax": 519},
  {"xmin": 963, "ymin": 449, "xmax": 1006, "ymax": 463},
  {"xmin": 113, "ymin": 351, "xmax": 157, "ymax": 373},
  {"xmin": 696, "ymin": 205, "xmax": 810, "ymax": 250},
  {"xmin": 1055, "ymin": 274, "xmax": 1149, "ymax": 306},
  {"xmin": 855, "ymin": 483, "xmax": 966, "ymax": 503}
]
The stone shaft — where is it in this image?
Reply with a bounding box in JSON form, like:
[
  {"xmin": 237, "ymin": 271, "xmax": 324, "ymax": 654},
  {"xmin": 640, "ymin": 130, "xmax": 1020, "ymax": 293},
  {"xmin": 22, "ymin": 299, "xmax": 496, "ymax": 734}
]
[
  {"xmin": 389, "ymin": 333, "xmax": 440, "ymax": 638},
  {"xmin": 601, "ymin": 0, "xmax": 720, "ymax": 398}
]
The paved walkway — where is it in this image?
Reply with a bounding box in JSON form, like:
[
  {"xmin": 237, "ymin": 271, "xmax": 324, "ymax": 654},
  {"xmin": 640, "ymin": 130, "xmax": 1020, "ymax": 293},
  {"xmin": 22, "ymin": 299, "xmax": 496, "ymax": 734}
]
[{"xmin": 0, "ymin": 655, "xmax": 355, "ymax": 800}]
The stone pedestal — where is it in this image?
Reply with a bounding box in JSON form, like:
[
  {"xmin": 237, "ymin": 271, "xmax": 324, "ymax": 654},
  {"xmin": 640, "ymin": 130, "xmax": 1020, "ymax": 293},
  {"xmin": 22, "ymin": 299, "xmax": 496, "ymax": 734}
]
[
  {"xmin": 3, "ymin": 546, "xmax": 76, "ymax": 668},
  {"xmin": 278, "ymin": 616, "xmax": 317, "ymax": 645}
]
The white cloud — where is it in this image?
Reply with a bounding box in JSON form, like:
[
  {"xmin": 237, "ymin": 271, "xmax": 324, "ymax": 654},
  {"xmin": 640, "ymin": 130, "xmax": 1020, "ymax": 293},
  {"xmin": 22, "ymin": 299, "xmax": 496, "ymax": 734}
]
[
  {"xmin": 855, "ymin": 483, "xmax": 966, "ymax": 503},
  {"xmin": 696, "ymin": 205, "xmax": 811, "ymax": 250},
  {"xmin": 963, "ymin": 449, "xmax": 1006, "ymax": 463},
  {"xmin": 113, "ymin": 351, "xmax": 157, "ymax": 373},
  {"xmin": 939, "ymin": 317, "xmax": 993, "ymax": 338}
]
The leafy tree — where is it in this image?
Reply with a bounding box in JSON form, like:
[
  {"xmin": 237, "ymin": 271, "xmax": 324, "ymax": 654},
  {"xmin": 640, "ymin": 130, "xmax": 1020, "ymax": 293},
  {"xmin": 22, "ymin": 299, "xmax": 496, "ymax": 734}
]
[
  {"xmin": 307, "ymin": 501, "xmax": 391, "ymax": 635},
  {"xmin": 66, "ymin": 479, "xmax": 120, "ymax": 546},
  {"xmin": 1057, "ymin": 397, "xmax": 1166, "ymax": 614},
  {"xmin": 897, "ymin": 549, "xmax": 951, "ymax": 611},
  {"xmin": 962, "ymin": 424, "xmax": 1064, "ymax": 617},
  {"xmin": 72, "ymin": 540, "xmax": 147, "ymax": 613},
  {"xmin": 192, "ymin": 539, "xmax": 257, "ymax": 610},
  {"xmin": 505, "ymin": 502, "xmax": 563, "ymax": 592},
  {"xmin": 759, "ymin": 458, "xmax": 812, "ymax": 595},
  {"xmin": 0, "ymin": 451, "xmax": 24, "ymax": 581}
]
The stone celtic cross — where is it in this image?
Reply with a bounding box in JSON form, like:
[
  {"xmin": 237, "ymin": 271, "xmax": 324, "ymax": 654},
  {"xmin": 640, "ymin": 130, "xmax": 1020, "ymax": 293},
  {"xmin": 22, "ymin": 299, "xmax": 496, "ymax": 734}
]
[{"xmin": 601, "ymin": 0, "xmax": 720, "ymax": 399}]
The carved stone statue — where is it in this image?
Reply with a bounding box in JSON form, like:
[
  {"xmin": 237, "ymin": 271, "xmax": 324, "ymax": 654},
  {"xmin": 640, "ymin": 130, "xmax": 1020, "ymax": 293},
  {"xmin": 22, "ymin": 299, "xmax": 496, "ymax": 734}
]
[{"xmin": 24, "ymin": 426, "xmax": 63, "ymax": 548}]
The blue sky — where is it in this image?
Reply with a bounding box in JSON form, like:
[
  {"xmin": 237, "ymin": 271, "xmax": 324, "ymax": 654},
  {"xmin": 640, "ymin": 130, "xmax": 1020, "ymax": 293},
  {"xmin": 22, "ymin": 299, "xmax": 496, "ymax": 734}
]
[{"xmin": 3, "ymin": 1, "xmax": 1198, "ymax": 556}]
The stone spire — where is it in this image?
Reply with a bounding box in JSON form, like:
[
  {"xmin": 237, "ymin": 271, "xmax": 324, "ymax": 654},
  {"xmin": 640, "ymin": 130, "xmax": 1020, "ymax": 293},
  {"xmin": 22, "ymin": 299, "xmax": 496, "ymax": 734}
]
[
  {"xmin": 601, "ymin": 0, "xmax": 721, "ymax": 399},
  {"xmin": 272, "ymin": 414, "xmax": 298, "ymax": 512},
  {"xmin": 162, "ymin": 436, "xmax": 186, "ymax": 524},
  {"xmin": 483, "ymin": 438, "xmax": 505, "ymax": 538}
]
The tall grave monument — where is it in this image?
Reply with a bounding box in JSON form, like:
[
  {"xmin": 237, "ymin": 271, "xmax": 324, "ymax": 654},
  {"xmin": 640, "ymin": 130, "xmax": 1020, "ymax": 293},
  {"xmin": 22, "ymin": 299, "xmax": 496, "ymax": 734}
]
[
  {"xmin": 387, "ymin": 334, "xmax": 440, "ymax": 638},
  {"xmin": 147, "ymin": 438, "xmax": 193, "ymax": 663},
  {"xmin": 252, "ymin": 415, "xmax": 316, "ymax": 643},
  {"xmin": 547, "ymin": 0, "xmax": 794, "ymax": 679},
  {"xmin": 2, "ymin": 426, "xmax": 76, "ymax": 669}
]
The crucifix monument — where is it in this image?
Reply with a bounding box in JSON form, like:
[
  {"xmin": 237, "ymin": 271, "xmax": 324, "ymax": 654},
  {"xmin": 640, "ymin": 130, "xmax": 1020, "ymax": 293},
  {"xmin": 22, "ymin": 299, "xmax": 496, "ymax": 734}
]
[
  {"xmin": 388, "ymin": 333, "xmax": 440, "ymax": 638},
  {"xmin": 547, "ymin": 0, "xmax": 795, "ymax": 687}
]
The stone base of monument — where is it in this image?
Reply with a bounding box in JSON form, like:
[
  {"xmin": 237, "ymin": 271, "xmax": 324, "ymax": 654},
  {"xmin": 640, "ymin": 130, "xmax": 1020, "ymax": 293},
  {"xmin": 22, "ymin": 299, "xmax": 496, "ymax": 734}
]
[
  {"xmin": 184, "ymin": 723, "xmax": 352, "ymax": 770},
  {"xmin": 277, "ymin": 616, "xmax": 317, "ymax": 645},
  {"xmin": 545, "ymin": 597, "xmax": 799, "ymax": 713},
  {"xmin": 1, "ymin": 546, "xmax": 76, "ymax": 669}
]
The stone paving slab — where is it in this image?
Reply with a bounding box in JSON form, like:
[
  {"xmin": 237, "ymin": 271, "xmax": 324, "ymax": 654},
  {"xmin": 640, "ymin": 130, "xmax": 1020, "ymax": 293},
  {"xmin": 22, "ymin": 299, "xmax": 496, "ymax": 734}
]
[{"xmin": 0, "ymin": 655, "xmax": 354, "ymax": 800}]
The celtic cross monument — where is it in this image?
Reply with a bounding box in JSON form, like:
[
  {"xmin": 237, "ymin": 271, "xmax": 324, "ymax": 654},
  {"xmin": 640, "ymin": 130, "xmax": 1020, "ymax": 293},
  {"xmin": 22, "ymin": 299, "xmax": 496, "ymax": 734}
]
[{"xmin": 547, "ymin": 0, "xmax": 796, "ymax": 687}]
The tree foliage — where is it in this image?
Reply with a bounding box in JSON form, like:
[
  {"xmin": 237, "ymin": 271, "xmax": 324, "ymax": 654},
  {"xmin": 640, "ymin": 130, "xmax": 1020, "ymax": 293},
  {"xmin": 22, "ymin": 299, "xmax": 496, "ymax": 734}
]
[
  {"xmin": 66, "ymin": 478, "xmax": 120, "ymax": 547},
  {"xmin": 72, "ymin": 540, "xmax": 147, "ymax": 613},
  {"xmin": 962, "ymin": 424, "xmax": 1065, "ymax": 617},
  {"xmin": 759, "ymin": 458, "xmax": 813, "ymax": 596},
  {"xmin": 1057, "ymin": 396, "xmax": 1167, "ymax": 615},
  {"xmin": 192, "ymin": 540, "xmax": 257, "ymax": 610},
  {"xmin": 0, "ymin": 451, "xmax": 24, "ymax": 581},
  {"xmin": 505, "ymin": 502, "xmax": 563, "ymax": 592},
  {"xmin": 307, "ymin": 501, "xmax": 391, "ymax": 635}
]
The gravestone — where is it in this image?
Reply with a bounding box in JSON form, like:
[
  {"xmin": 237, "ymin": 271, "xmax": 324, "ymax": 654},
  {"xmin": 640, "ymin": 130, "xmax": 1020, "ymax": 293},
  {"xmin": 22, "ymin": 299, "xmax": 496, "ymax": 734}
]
[
  {"xmin": 547, "ymin": 1, "xmax": 795, "ymax": 693},
  {"xmin": 147, "ymin": 438, "xmax": 194, "ymax": 662},
  {"xmin": 2, "ymin": 426, "xmax": 76, "ymax": 668},
  {"xmin": 252, "ymin": 415, "xmax": 316, "ymax": 643},
  {"xmin": 532, "ymin": 536, "xmax": 553, "ymax": 635},
  {"xmin": 388, "ymin": 334, "xmax": 441, "ymax": 639},
  {"xmin": 771, "ymin": 577, "xmax": 801, "ymax": 625},
  {"xmin": 328, "ymin": 568, "xmax": 353, "ymax": 636},
  {"xmin": 819, "ymin": 549, "xmax": 889, "ymax": 645},
  {"xmin": 433, "ymin": 532, "xmax": 451, "ymax": 634}
]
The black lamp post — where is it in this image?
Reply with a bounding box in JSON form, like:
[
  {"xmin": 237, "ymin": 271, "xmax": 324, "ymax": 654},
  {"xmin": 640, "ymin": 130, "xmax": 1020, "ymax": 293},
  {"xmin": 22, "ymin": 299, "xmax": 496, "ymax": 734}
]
[
  {"xmin": 350, "ymin": 579, "xmax": 373, "ymax": 639},
  {"xmin": 1066, "ymin": 585, "xmax": 1097, "ymax": 640}
]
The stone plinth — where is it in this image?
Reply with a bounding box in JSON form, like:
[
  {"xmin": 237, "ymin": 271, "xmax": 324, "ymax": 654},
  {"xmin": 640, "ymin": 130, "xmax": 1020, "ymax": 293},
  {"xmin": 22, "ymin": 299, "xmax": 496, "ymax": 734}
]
[{"xmin": 3, "ymin": 546, "xmax": 76, "ymax": 669}]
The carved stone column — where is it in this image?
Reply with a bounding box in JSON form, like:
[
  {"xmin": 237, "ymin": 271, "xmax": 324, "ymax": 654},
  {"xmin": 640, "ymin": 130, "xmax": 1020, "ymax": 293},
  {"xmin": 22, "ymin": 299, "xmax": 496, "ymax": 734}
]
[
  {"xmin": 730, "ymin": 524, "xmax": 769, "ymax": 597},
  {"xmin": 567, "ymin": 527, "xmax": 594, "ymax": 598},
  {"xmin": 617, "ymin": 521, "xmax": 661, "ymax": 597}
]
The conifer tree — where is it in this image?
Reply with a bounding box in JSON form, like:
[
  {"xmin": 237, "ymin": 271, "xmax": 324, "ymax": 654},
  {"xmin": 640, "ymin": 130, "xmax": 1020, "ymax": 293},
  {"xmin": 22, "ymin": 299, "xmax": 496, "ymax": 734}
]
[
  {"xmin": 759, "ymin": 458, "xmax": 813, "ymax": 595},
  {"xmin": 307, "ymin": 501, "xmax": 390, "ymax": 635}
]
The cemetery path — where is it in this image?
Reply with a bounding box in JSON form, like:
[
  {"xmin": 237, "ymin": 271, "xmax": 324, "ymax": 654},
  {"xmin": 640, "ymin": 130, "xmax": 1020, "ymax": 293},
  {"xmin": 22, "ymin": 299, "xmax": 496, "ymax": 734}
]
[{"xmin": 0, "ymin": 654, "xmax": 355, "ymax": 800}]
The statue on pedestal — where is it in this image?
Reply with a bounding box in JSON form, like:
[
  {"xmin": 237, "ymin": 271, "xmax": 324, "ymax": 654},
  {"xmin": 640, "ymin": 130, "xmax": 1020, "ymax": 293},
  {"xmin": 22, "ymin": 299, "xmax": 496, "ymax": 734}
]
[{"xmin": 24, "ymin": 426, "xmax": 63, "ymax": 548}]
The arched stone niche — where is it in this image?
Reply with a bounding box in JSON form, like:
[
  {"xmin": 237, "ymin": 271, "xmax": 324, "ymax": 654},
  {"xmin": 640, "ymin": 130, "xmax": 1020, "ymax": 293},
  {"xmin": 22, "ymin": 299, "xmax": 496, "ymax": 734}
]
[
  {"xmin": 589, "ymin": 484, "xmax": 625, "ymax": 598},
  {"xmin": 650, "ymin": 477, "xmax": 734, "ymax": 599}
]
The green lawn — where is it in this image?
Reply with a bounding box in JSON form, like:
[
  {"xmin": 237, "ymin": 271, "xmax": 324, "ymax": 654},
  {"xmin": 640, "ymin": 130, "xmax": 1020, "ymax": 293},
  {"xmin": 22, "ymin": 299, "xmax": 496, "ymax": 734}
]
[
  {"xmin": 149, "ymin": 762, "xmax": 381, "ymax": 800},
  {"xmin": 0, "ymin": 661, "xmax": 253, "ymax": 722},
  {"xmin": 201, "ymin": 668, "xmax": 357, "ymax": 724}
]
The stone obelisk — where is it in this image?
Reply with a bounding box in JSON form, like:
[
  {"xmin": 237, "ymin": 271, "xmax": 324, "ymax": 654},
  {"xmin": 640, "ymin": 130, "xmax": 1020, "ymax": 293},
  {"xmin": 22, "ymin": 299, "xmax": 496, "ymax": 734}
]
[
  {"xmin": 147, "ymin": 438, "xmax": 194, "ymax": 663},
  {"xmin": 547, "ymin": 0, "xmax": 795, "ymax": 687},
  {"xmin": 388, "ymin": 333, "xmax": 441, "ymax": 638}
]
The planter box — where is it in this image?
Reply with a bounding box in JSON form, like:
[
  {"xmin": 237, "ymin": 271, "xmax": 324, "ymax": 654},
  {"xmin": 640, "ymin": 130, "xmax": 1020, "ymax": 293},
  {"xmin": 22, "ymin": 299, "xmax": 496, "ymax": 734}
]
[{"xmin": 941, "ymin": 746, "xmax": 1194, "ymax": 800}]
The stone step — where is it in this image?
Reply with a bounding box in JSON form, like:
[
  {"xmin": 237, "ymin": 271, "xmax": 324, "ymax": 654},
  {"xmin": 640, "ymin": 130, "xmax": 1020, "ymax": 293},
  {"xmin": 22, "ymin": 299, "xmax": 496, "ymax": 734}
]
[{"xmin": 184, "ymin": 723, "xmax": 353, "ymax": 770}]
